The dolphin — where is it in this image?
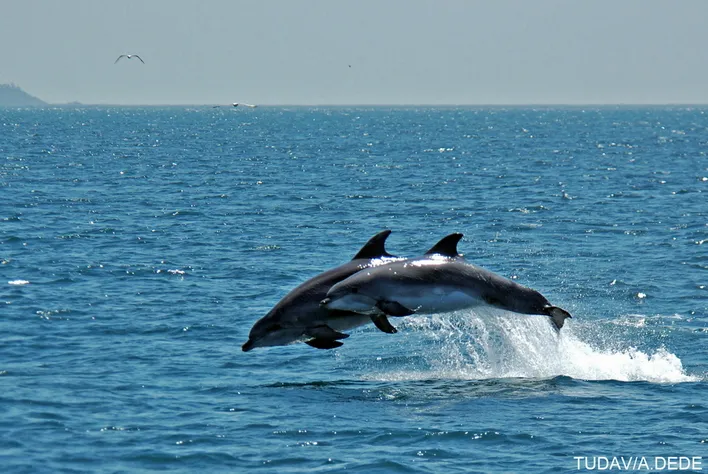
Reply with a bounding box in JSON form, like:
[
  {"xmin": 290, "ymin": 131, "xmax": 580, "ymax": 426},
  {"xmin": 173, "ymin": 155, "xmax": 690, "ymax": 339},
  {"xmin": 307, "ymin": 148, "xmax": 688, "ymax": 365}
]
[
  {"xmin": 242, "ymin": 230, "xmax": 405, "ymax": 352},
  {"xmin": 321, "ymin": 233, "xmax": 572, "ymax": 331}
]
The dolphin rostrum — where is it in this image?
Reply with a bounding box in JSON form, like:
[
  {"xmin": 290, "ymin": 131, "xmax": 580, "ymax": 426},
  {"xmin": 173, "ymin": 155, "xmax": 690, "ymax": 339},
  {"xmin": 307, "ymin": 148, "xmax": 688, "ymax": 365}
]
[
  {"xmin": 242, "ymin": 230, "xmax": 405, "ymax": 352},
  {"xmin": 321, "ymin": 233, "xmax": 572, "ymax": 331}
]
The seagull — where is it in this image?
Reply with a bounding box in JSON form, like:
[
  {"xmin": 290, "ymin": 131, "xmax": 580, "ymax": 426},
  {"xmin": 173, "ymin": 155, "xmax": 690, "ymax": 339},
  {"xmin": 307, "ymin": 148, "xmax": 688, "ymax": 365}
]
[{"xmin": 115, "ymin": 54, "xmax": 145, "ymax": 64}]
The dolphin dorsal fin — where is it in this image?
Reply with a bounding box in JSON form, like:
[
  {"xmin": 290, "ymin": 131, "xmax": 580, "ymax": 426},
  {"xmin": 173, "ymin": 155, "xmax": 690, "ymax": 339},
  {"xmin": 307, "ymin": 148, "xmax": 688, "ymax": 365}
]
[
  {"xmin": 352, "ymin": 230, "xmax": 394, "ymax": 260},
  {"xmin": 424, "ymin": 233, "xmax": 463, "ymax": 257}
]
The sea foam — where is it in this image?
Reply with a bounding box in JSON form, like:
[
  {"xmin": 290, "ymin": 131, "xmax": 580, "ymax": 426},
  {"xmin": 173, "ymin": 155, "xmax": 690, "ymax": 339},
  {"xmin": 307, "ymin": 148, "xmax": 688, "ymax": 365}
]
[{"xmin": 373, "ymin": 309, "xmax": 698, "ymax": 384}]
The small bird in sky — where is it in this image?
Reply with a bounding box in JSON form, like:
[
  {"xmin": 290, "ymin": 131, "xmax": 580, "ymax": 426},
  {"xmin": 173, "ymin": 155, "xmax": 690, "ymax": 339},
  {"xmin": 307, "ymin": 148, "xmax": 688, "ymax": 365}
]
[{"xmin": 115, "ymin": 54, "xmax": 145, "ymax": 64}]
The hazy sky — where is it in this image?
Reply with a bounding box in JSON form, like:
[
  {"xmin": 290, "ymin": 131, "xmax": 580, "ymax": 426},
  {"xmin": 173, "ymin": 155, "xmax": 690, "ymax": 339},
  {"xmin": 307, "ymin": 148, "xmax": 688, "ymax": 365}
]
[{"xmin": 2, "ymin": 0, "xmax": 708, "ymax": 105}]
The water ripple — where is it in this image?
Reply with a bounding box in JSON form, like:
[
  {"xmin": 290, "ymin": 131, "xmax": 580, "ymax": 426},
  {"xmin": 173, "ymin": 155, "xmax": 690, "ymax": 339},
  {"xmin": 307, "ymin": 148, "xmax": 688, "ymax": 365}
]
[{"xmin": 2, "ymin": 106, "xmax": 707, "ymax": 473}]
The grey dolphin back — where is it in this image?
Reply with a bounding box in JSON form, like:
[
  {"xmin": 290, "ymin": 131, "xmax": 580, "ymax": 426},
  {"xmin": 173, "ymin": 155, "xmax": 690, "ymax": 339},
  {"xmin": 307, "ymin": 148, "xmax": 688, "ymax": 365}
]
[
  {"xmin": 424, "ymin": 233, "xmax": 464, "ymax": 257},
  {"xmin": 351, "ymin": 229, "xmax": 395, "ymax": 260}
]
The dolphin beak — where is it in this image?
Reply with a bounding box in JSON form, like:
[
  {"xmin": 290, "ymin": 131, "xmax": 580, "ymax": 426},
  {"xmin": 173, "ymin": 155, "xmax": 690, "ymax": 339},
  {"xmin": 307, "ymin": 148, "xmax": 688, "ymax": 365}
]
[{"xmin": 242, "ymin": 339, "xmax": 255, "ymax": 352}]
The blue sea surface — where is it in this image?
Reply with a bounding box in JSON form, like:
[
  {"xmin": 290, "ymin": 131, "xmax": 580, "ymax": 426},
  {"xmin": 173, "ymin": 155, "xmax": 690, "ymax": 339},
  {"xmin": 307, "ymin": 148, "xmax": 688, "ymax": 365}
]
[{"xmin": 1, "ymin": 106, "xmax": 706, "ymax": 473}]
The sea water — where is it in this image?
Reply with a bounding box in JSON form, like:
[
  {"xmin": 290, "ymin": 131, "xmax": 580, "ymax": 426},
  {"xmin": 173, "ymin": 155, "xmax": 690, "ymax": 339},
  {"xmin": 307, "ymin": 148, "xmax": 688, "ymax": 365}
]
[{"xmin": 1, "ymin": 106, "xmax": 706, "ymax": 472}]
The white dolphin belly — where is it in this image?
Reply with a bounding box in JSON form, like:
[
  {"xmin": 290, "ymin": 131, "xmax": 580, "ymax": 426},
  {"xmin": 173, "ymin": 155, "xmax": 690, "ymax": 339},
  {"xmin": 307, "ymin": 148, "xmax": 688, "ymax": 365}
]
[
  {"xmin": 393, "ymin": 289, "xmax": 484, "ymax": 314},
  {"xmin": 324, "ymin": 294, "xmax": 381, "ymax": 314},
  {"xmin": 326, "ymin": 313, "xmax": 374, "ymax": 332}
]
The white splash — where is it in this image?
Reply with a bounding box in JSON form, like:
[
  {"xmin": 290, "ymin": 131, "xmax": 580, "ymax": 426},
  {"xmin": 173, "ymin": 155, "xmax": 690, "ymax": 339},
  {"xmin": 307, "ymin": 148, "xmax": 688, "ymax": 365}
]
[
  {"xmin": 373, "ymin": 309, "xmax": 698, "ymax": 384},
  {"xmin": 8, "ymin": 280, "xmax": 30, "ymax": 285}
]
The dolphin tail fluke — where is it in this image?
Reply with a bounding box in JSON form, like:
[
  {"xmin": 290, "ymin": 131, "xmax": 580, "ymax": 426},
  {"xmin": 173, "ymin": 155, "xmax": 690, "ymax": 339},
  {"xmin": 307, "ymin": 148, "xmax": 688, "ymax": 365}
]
[
  {"xmin": 546, "ymin": 306, "xmax": 572, "ymax": 331},
  {"xmin": 370, "ymin": 314, "xmax": 398, "ymax": 334}
]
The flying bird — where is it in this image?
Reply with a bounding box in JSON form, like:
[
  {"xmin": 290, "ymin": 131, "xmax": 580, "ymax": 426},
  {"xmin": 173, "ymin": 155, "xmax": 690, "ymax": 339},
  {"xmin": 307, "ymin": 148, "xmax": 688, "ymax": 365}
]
[{"xmin": 115, "ymin": 54, "xmax": 145, "ymax": 64}]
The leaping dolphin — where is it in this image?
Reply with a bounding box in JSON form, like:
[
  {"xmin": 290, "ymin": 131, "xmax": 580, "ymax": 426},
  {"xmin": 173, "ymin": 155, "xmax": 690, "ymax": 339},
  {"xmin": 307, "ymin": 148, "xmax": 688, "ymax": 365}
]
[
  {"xmin": 321, "ymin": 233, "xmax": 572, "ymax": 331},
  {"xmin": 242, "ymin": 230, "xmax": 405, "ymax": 352}
]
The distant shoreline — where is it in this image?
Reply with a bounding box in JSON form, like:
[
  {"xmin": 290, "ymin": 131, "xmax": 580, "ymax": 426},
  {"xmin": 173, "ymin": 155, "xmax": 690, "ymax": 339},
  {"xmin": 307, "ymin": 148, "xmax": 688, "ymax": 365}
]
[
  {"xmin": 5, "ymin": 103, "xmax": 708, "ymax": 108},
  {"xmin": 3, "ymin": 83, "xmax": 708, "ymax": 108},
  {"xmin": 0, "ymin": 83, "xmax": 47, "ymax": 106}
]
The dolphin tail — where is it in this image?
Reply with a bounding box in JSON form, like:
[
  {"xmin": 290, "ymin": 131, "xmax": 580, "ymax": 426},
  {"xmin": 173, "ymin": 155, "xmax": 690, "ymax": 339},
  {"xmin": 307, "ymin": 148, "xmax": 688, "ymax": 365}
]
[{"xmin": 545, "ymin": 306, "xmax": 572, "ymax": 331}]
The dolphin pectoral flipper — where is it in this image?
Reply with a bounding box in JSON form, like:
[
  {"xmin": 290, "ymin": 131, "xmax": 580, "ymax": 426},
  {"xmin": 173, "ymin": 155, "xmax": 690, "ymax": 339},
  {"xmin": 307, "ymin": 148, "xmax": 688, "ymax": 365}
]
[
  {"xmin": 305, "ymin": 338, "xmax": 344, "ymax": 349},
  {"xmin": 376, "ymin": 300, "xmax": 415, "ymax": 317},
  {"xmin": 370, "ymin": 314, "xmax": 398, "ymax": 334},
  {"xmin": 304, "ymin": 325, "xmax": 349, "ymax": 350},
  {"xmin": 306, "ymin": 325, "xmax": 350, "ymax": 340},
  {"xmin": 545, "ymin": 306, "xmax": 572, "ymax": 331}
]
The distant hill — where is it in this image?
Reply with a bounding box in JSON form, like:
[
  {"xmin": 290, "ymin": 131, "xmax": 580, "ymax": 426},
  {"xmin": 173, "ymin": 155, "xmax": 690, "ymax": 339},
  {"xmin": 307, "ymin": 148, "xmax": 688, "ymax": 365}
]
[{"xmin": 0, "ymin": 83, "xmax": 47, "ymax": 106}]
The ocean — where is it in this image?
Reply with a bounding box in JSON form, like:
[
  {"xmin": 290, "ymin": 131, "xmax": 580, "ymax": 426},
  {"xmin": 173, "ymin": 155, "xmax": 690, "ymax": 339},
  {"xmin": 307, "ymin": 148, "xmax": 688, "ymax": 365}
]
[{"xmin": 1, "ymin": 106, "xmax": 706, "ymax": 473}]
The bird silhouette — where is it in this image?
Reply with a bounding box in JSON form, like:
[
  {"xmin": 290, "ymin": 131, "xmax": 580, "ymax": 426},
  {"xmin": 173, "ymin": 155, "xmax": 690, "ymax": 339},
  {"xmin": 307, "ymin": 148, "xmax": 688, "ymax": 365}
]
[{"xmin": 115, "ymin": 54, "xmax": 145, "ymax": 64}]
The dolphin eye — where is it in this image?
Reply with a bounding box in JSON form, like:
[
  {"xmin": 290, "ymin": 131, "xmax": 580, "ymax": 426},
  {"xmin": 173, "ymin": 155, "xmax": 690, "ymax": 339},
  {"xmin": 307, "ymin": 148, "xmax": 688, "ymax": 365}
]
[
  {"xmin": 269, "ymin": 323, "xmax": 283, "ymax": 331},
  {"xmin": 351, "ymin": 288, "xmax": 358, "ymax": 293}
]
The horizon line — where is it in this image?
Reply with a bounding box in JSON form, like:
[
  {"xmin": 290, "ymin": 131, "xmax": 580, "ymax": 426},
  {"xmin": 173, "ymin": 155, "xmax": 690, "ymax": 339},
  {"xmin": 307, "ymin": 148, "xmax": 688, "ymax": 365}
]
[{"xmin": 10, "ymin": 102, "xmax": 708, "ymax": 108}]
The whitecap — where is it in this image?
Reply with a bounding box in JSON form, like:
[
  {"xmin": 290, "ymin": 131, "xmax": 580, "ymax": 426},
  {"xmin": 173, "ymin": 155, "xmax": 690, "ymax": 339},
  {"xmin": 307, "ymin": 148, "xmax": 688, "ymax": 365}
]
[{"xmin": 8, "ymin": 280, "xmax": 30, "ymax": 285}]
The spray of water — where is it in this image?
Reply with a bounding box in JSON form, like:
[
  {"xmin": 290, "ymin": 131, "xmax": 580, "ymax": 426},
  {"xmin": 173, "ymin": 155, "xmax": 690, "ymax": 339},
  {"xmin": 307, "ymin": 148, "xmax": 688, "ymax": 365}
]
[{"xmin": 373, "ymin": 309, "xmax": 698, "ymax": 383}]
